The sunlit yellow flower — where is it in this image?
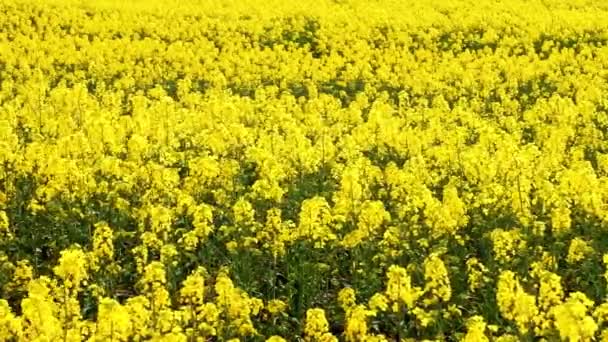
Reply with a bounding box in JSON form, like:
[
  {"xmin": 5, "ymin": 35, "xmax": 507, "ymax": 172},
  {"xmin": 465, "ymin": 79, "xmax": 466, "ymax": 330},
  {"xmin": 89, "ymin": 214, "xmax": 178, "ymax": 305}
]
[
  {"xmin": 338, "ymin": 287, "xmax": 357, "ymax": 311},
  {"xmin": 552, "ymin": 292, "xmax": 598, "ymax": 341},
  {"xmin": 53, "ymin": 247, "xmax": 88, "ymax": 291},
  {"xmin": 267, "ymin": 299, "xmax": 288, "ymax": 315},
  {"xmin": 385, "ymin": 265, "xmax": 421, "ymax": 311},
  {"xmin": 496, "ymin": 271, "xmax": 537, "ymax": 334},
  {"xmin": 567, "ymin": 238, "xmax": 594, "ymax": 265},
  {"xmin": 463, "ymin": 316, "xmax": 489, "ymax": 342},
  {"xmin": 304, "ymin": 308, "xmax": 337, "ymax": 342}
]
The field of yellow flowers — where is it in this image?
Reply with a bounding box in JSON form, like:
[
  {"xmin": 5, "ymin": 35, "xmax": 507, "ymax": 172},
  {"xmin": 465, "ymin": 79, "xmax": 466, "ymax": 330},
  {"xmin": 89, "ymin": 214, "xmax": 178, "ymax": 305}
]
[{"xmin": 2, "ymin": 0, "xmax": 608, "ymax": 340}]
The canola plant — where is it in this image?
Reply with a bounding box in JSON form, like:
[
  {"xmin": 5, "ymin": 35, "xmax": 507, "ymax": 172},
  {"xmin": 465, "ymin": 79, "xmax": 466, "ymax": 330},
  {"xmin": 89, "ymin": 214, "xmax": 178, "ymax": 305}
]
[{"xmin": 1, "ymin": 0, "xmax": 608, "ymax": 340}]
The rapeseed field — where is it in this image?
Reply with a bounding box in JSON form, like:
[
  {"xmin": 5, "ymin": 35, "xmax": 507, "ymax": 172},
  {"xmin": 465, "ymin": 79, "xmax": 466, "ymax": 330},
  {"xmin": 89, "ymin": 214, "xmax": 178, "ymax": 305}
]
[{"xmin": 1, "ymin": 0, "xmax": 608, "ymax": 340}]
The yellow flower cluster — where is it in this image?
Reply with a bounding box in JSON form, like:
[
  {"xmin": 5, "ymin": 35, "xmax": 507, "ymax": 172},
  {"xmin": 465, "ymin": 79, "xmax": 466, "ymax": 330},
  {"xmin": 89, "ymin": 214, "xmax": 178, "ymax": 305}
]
[{"xmin": 1, "ymin": 0, "xmax": 608, "ymax": 340}]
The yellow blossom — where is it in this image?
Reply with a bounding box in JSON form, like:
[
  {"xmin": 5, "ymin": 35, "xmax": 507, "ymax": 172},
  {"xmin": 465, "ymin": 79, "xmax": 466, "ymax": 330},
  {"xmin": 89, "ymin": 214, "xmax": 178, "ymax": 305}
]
[
  {"xmin": 552, "ymin": 292, "xmax": 598, "ymax": 341},
  {"xmin": 267, "ymin": 299, "xmax": 288, "ymax": 315},
  {"xmin": 463, "ymin": 316, "xmax": 489, "ymax": 342},
  {"xmin": 385, "ymin": 265, "xmax": 421, "ymax": 311},
  {"xmin": 53, "ymin": 247, "xmax": 88, "ymax": 291},
  {"xmin": 304, "ymin": 308, "xmax": 337, "ymax": 342},
  {"xmin": 567, "ymin": 238, "xmax": 594, "ymax": 265},
  {"xmin": 338, "ymin": 287, "xmax": 357, "ymax": 311},
  {"xmin": 496, "ymin": 271, "xmax": 537, "ymax": 334}
]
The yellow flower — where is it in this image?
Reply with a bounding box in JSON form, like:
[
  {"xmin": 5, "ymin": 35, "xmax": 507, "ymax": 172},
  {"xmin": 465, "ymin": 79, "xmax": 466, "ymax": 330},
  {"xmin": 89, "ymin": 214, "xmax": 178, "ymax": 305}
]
[
  {"xmin": 344, "ymin": 305, "xmax": 373, "ymax": 341},
  {"xmin": 463, "ymin": 316, "xmax": 489, "ymax": 342},
  {"xmin": 341, "ymin": 200, "xmax": 390, "ymax": 248},
  {"xmin": 0, "ymin": 299, "xmax": 22, "ymax": 340},
  {"xmin": 198, "ymin": 302, "xmax": 220, "ymax": 336},
  {"xmin": 551, "ymin": 205, "xmax": 572, "ymax": 235},
  {"xmin": 424, "ymin": 185, "xmax": 468, "ymax": 238},
  {"xmin": 258, "ymin": 207, "xmax": 292, "ymax": 258},
  {"xmin": 4, "ymin": 1, "xmax": 608, "ymax": 340},
  {"xmin": 179, "ymin": 267, "xmax": 206, "ymax": 307},
  {"xmin": 567, "ymin": 237, "xmax": 594, "ymax": 264},
  {"xmin": 160, "ymin": 243, "xmax": 179, "ymax": 266},
  {"xmin": 90, "ymin": 221, "xmax": 115, "ymax": 272},
  {"xmin": 0, "ymin": 210, "xmax": 12, "ymax": 241},
  {"xmin": 385, "ymin": 265, "xmax": 421, "ymax": 311},
  {"xmin": 465, "ymin": 258, "xmax": 489, "ymax": 292},
  {"xmin": 412, "ymin": 307, "xmax": 436, "ymax": 328},
  {"xmin": 95, "ymin": 297, "xmax": 132, "ymax": 341},
  {"xmin": 496, "ymin": 271, "xmax": 537, "ymax": 334},
  {"xmin": 53, "ymin": 247, "xmax": 88, "ymax": 292},
  {"xmin": 233, "ymin": 197, "xmax": 256, "ymax": 226},
  {"xmin": 125, "ymin": 296, "xmax": 152, "ymax": 339},
  {"xmin": 138, "ymin": 262, "xmax": 171, "ymax": 310},
  {"xmin": 338, "ymin": 287, "xmax": 357, "ymax": 311},
  {"xmin": 593, "ymin": 303, "xmax": 608, "ymax": 327},
  {"xmin": 368, "ymin": 293, "xmax": 389, "ymax": 313},
  {"xmin": 552, "ymin": 292, "xmax": 598, "ymax": 341},
  {"xmin": 7, "ymin": 259, "xmax": 33, "ymax": 293},
  {"xmin": 603, "ymin": 254, "xmax": 608, "ymax": 286},
  {"xmin": 533, "ymin": 270, "xmax": 564, "ymax": 336},
  {"xmin": 267, "ymin": 299, "xmax": 288, "ymax": 315},
  {"xmin": 537, "ymin": 271, "xmax": 564, "ymax": 310},
  {"xmin": 422, "ymin": 253, "xmax": 451, "ymax": 304},
  {"xmin": 21, "ymin": 277, "xmax": 63, "ymax": 340},
  {"xmin": 297, "ymin": 197, "xmax": 336, "ymax": 248},
  {"xmin": 267, "ymin": 336, "xmax": 287, "ymax": 342},
  {"xmin": 490, "ymin": 228, "xmax": 526, "ymax": 264},
  {"xmin": 214, "ymin": 269, "xmax": 260, "ymax": 337},
  {"xmin": 304, "ymin": 308, "xmax": 337, "ymax": 342},
  {"xmin": 494, "ymin": 334, "xmax": 519, "ymax": 342}
]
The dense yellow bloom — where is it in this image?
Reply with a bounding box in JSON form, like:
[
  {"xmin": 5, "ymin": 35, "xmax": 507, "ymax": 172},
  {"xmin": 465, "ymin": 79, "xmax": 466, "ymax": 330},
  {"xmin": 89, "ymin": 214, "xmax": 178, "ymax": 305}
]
[
  {"xmin": 267, "ymin": 336, "xmax": 287, "ymax": 342},
  {"xmin": 257, "ymin": 208, "xmax": 293, "ymax": 258},
  {"xmin": 593, "ymin": 303, "xmax": 608, "ymax": 329},
  {"xmin": 179, "ymin": 267, "xmax": 206, "ymax": 307},
  {"xmin": 422, "ymin": 253, "xmax": 451, "ymax": 305},
  {"xmin": 21, "ymin": 277, "xmax": 64, "ymax": 340},
  {"xmin": 233, "ymin": 198, "xmax": 256, "ymax": 225},
  {"xmin": 214, "ymin": 268, "xmax": 260, "ymax": 337},
  {"xmin": 0, "ymin": 210, "xmax": 12, "ymax": 241},
  {"xmin": 385, "ymin": 265, "xmax": 421, "ymax": 311},
  {"xmin": 368, "ymin": 293, "xmax": 389, "ymax": 314},
  {"xmin": 567, "ymin": 238, "xmax": 594, "ymax": 264},
  {"xmin": 462, "ymin": 316, "xmax": 489, "ymax": 342},
  {"xmin": 197, "ymin": 303, "xmax": 220, "ymax": 336},
  {"xmin": 297, "ymin": 197, "xmax": 336, "ymax": 248},
  {"xmin": 344, "ymin": 305, "xmax": 373, "ymax": 341},
  {"xmin": 465, "ymin": 258, "xmax": 489, "ymax": 292},
  {"xmin": 1, "ymin": 0, "xmax": 608, "ymax": 340},
  {"xmin": 342, "ymin": 200, "xmax": 390, "ymax": 248},
  {"xmin": 0, "ymin": 299, "xmax": 22, "ymax": 340},
  {"xmin": 53, "ymin": 247, "xmax": 88, "ymax": 291},
  {"xmin": 496, "ymin": 271, "xmax": 537, "ymax": 334},
  {"xmin": 412, "ymin": 307, "xmax": 437, "ymax": 328},
  {"xmin": 138, "ymin": 261, "xmax": 171, "ymax": 310},
  {"xmin": 304, "ymin": 308, "xmax": 337, "ymax": 342},
  {"xmin": 94, "ymin": 297, "xmax": 132, "ymax": 341},
  {"xmin": 424, "ymin": 185, "xmax": 468, "ymax": 238},
  {"xmin": 494, "ymin": 334, "xmax": 519, "ymax": 342},
  {"xmin": 533, "ymin": 270, "xmax": 564, "ymax": 335},
  {"xmin": 125, "ymin": 296, "xmax": 152, "ymax": 339},
  {"xmin": 90, "ymin": 221, "xmax": 115, "ymax": 272},
  {"xmin": 551, "ymin": 205, "xmax": 572, "ymax": 235},
  {"xmin": 552, "ymin": 292, "xmax": 598, "ymax": 341},
  {"xmin": 338, "ymin": 287, "xmax": 357, "ymax": 311},
  {"xmin": 6, "ymin": 259, "xmax": 34, "ymax": 293},
  {"xmin": 490, "ymin": 229, "xmax": 526, "ymax": 264},
  {"xmin": 160, "ymin": 243, "xmax": 179, "ymax": 266},
  {"xmin": 267, "ymin": 299, "xmax": 288, "ymax": 315}
]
